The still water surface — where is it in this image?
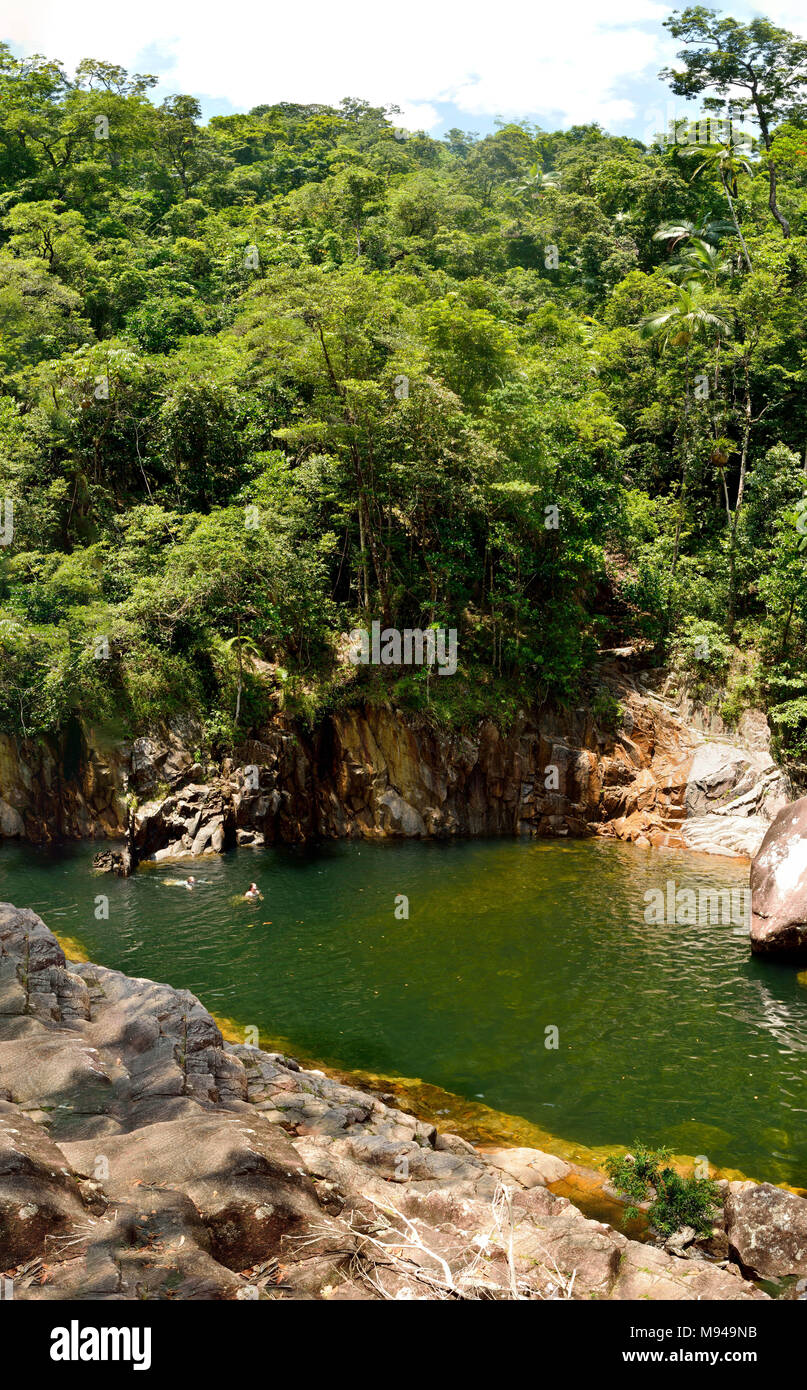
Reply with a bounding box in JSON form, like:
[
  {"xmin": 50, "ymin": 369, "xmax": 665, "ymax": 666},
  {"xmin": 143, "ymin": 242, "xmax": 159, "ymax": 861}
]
[{"xmin": 1, "ymin": 837, "xmax": 805, "ymax": 1186}]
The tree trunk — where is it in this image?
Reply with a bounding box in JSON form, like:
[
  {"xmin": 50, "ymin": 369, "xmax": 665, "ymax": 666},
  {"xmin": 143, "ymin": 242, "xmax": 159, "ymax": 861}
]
[
  {"xmin": 754, "ymin": 103, "xmax": 790, "ymax": 239},
  {"xmin": 671, "ymin": 347, "xmax": 691, "ymax": 579},
  {"xmin": 721, "ymin": 170, "xmax": 753, "ymax": 272},
  {"xmin": 234, "ymin": 617, "xmax": 243, "ymax": 726},
  {"xmin": 720, "ymin": 467, "xmax": 731, "ymax": 525},
  {"xmin": 314, "ymin": 319, "xmax": 389, "ymax": 621},
  {"xmin": 727, "ymin": 362, "xmax": 753, "ymax": 639},
  {"xmin": 357, "ymin": 497, "xmax": 370, "ymax": 613},
  {"xmin": 779, "ymin": 593, "xmax": 797, "ymax": 662}
]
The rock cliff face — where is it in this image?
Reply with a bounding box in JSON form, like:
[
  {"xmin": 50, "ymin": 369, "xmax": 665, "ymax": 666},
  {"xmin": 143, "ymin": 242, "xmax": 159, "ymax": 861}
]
[
  {"xmin": 2, "ymin": 902, "xmax": 795, "ymax": 1301},
  {"xmin": 0, "ymin": 662, "xmax": 790, "ymax": 862},
  {"xmin": 0, "ymin": 728, "xmax": 129, "ymax": 844},
  {"xmin": 127, "ymin": 669, "xmax": 791, "ymax": 865}
]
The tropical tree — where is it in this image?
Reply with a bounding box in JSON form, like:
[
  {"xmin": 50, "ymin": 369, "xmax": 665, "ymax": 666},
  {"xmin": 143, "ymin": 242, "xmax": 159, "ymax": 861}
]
[
  {"xmin": 641, "ymin": 283, "xmax": 733, "ymax": 575},
  {"xmin": 662, "ymin": 8, "xmax": 807, "ymax": 237},
  {"xmin": 510, "ymin": 161, "xmax": 559, "ymax": 199},
  {"xmin": 668, "ymin": 237, "xmax": 732, "ymax": 288},
  {"xmin": 682, "ymin": 138, "xmax": 755, "ymax": 271},
  {"xmin": 221, "ymin": 632, "xmax": 262, "ymax": 725},
  {"xmin": 652, "ymin": 213, "xmax": 733, "ymax": 251}
]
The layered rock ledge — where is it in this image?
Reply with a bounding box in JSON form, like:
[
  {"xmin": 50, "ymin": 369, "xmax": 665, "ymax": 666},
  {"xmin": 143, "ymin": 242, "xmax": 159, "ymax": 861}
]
[{"xmin": 1, "ymin": 902, "xmax": 804, "ymax": 1300}]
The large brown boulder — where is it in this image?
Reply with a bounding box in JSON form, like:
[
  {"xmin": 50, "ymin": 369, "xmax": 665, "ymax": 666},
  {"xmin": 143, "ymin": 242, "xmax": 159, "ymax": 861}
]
[
  {"xmin": 725, "ymin": 1181, "xmax": 807, "ymax": 1280},
  {"xmin": 750, "ymin": 797, "xmax": 807, "ymax": 960}
]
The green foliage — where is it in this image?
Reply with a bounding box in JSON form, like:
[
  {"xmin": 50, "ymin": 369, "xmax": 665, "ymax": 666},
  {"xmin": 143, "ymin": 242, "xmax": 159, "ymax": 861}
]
[
  {"xmin": 650, "ymin": 1170, "xmax": 723, "ymax": 1239},
  {"xmin": 591, "ymin": 688, "xmax": 623, "ymax": 731},
  {"xmin": 0, "ymin": 17, "xmax": 805, "ymax": 747},
  {"xmin": 670, "ymin": 619, "xmax": 733, "ymax": 683},
  {"xmin": 769, "ymin": 696, "xmax": 807, "ymax": 759},
  {"xmin": 604, "ymin": 1141, "xmax": 669, "ymax": 1210}
]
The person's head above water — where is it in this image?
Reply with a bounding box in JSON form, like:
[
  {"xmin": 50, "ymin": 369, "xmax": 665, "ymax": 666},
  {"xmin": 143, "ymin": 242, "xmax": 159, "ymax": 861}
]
[{"xmin": 186, "ymin": 876, "xmax": 196, "ymax": 884}]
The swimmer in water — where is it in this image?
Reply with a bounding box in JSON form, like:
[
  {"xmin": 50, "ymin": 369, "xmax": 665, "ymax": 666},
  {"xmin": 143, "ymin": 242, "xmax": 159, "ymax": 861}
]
[
  {"xmin": 244, "ymin": 881, "xmax": 263, "ymax": 902},
  {"xmin": 185, "ymin": 876, "xmax": 196, "ymax": 890}
]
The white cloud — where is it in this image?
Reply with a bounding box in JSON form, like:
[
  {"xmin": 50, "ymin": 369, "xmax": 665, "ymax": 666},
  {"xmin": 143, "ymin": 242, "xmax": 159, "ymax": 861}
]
[{"xmin": 1, "ymin": 0, "xmax": 803, "ymax": 133}]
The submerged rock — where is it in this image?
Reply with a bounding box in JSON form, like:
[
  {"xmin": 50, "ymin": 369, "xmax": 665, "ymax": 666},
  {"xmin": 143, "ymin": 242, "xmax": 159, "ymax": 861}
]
[
  {"xmin": 750, "ymin": 797, "xmax": 807, "ymax": 960},
  {"xmin": 92, "ymin": 847, "xmax": 133, "ymax": 876}
]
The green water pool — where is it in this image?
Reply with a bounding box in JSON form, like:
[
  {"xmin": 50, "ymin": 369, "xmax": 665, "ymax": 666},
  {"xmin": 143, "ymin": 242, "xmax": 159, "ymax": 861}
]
[{"xmin": 1, "ymin": 835, "xmax": 805, "ymax": 1187}]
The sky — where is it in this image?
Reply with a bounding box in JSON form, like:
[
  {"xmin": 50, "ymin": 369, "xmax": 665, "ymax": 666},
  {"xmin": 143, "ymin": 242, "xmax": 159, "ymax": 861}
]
[{"xmin": 1, "ymin": 0, "xmax": 805, "ymax": 141}]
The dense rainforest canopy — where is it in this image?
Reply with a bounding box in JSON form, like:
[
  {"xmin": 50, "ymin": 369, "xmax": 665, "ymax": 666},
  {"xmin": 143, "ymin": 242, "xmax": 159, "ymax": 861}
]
[{"xmin": 3, "ymin": 7, "xmax": 807, "ymax": 761}]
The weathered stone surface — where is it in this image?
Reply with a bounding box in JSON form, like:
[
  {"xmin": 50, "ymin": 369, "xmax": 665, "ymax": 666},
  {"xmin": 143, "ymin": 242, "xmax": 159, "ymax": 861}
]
[
  {"xmin": 686, "ymin": 744, "xmax": 775, "ymax": 816},
  {"xmin": 0, "ymin": 799, "xmax": 24, "ymax": 837},
  {"xmin": 0, "ymin": 904, "xmax": 786, "ymax": 1301},
  {"xmin": 0, "ymin": 902, "xmax": 66, "ymax": 969},
  {"xmin": 725, "ymin": 1181, "xmax": 807, "ymax": 1279},
  {"xmin": 684, "ymin": 813, "xmax": 773, "ymax": 858},
  {"xmin": 92, "ymin": 847, "xmax": 133, "ymax": 876},
  {"xmin": 750, "ymin": 797, "xmax": 807, "ymax": 959},
  {"xmin": 377, "ymin": 789, "xmax": 426, "ymax": 837},
  {"xmin": 609, "ymin": 1235, "xmax": 753, "ymax": 1301},
  {"xmin": 0, "ymin": 1033, "xmax": 126, "ymax": 1114},
  {"xmin": 62, "ymin": 1113, "xmax": 322, "ymax": 1269},
  {"xmin": 128, "ymin": 688, "xmax": 784, "ymax": 859},
  {"xmin": 0, "ymin": 1101, "xmax": 86, "ymax": 1264},
  {"xmin": 0, "ymin": 728, "xmax": 128, "ymax": 844},
  {"xmin": 481, "ymin": 1146, "xmax": 571, "ymax": 1188}
]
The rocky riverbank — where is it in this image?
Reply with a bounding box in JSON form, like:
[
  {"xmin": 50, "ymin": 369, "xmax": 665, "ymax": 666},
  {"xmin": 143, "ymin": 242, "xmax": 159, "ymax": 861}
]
[{"xmin": 2, "ymin": 901, "xmax": 806, "ymax": 1301}]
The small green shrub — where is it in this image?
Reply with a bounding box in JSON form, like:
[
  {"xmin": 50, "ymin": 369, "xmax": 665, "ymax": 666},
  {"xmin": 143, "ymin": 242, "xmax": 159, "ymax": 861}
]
[
  {"xmin": 604, "ymin": 1141, "xmax": 721, "ymax": 1236},
  {"xmin": 591, "ymin": 688, "xmax": 623, "ymax": 732},
  {"xmin": 604, "ymin": 1141, "xmax": 671, "ymax": 1216},
  {"xmin": 669, "ymin": 619, "xmax": 732, "ymax": 685},
  {"xmin": 650, "ymin": 1169, "xmax": 722, "ymax": 1238}
]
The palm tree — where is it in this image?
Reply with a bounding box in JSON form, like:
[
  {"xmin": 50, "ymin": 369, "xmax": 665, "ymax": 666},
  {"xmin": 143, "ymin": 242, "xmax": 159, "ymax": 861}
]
[
  {"xmin": 511, "ymin": 161, "xmax": 559, "ymax": 199},
  {"xmin": 682, "ymin": 141, "xmax": 755, "ymax": 273},
  {"xmin": 668, "ymin": 239, "xmax": 732, "ymax": 290},
  {"xmin": 641, "ymin": 284, "xmax": 733, "ymax": 577},
  {"xmin": 666, "ymin": 244, "xmax": 733, "ymax": 397},
  {"xmin": 641, "ymin": 282, "xmax": 732, "ymax": 353},
  {"xmin": 221, "ymin": 632, "xmax": 262, "ymax": 726},
  {"xmin": 653, "ymin": 214, "xmax": 733, "ymax": 253}
]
